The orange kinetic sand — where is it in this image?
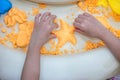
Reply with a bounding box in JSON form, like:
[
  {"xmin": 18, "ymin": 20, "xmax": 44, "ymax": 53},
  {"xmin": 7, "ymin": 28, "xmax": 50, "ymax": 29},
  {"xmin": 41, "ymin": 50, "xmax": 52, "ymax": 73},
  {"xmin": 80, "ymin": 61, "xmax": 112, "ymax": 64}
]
[
  {"xmin": 0, "ymin": 23, "xmax": 2, "ymax": 27},
  {"xmin": 85, "ymin": 41, "xmax": 105, "ymax": 51},
  {"xmin": 39, "ymin": 3, "xmax": 47, "ymax": 9},
  {"xmin": 78, "ymin": 0, "xmax": 120, "ymax": 22},
  {"xmin": 2, "ymin": 21, "xmax": 34, "ymax": 48},
  {"xmin": 1, "ymin": 28, "xmax": 7, "ymax": 33},
  {"xmin": 4, "ymin": 8, "xmax": 27, "ymax": 27},
  {"xmin": 53, "ymin": 19, "xmax": 77, "ymax": 48},
  {"xmin": 17, "ymin": 21, "xmax": 34, "ymax": 47},
  {"xmin": 1, "ymin": 2, "xmax": 120, "ymax": 55},
  {"xmin": 2, "ymin": 8, "xmax": 77, "ymax": 55},
  {"xmin": 32, "ymin": 8, "xmax": 39, "ymax": 16},
  {"xmin": 109, "ymin": 12, "xmax": 120, "ymax": 22},
  {"xmin": 77, "ymin": 0, "xmax": 99, "ymax": 14}
]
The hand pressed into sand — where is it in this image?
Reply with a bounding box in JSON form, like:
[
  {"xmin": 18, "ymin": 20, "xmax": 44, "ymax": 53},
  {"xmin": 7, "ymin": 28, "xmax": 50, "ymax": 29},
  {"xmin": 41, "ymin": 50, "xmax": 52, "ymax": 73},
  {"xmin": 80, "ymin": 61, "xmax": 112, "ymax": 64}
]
[
  {"xmin": 74, "ymin": 13, "xmax": 107, "ymax": 39},
  {"xmin": 30, "ymin": 12, "xmax": 58, "ymax": 49}
]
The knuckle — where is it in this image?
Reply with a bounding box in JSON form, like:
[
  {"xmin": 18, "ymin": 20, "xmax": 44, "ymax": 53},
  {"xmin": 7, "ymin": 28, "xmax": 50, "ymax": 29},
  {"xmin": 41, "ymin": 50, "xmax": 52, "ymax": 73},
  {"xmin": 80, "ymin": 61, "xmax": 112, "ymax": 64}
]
[
  {"xmin": 83, "ymin": 19, "xmax": 88, "ymax": 23},
  {"xmin": 80, "ymin": 22, "xmax": 85, "ymax": 27}
]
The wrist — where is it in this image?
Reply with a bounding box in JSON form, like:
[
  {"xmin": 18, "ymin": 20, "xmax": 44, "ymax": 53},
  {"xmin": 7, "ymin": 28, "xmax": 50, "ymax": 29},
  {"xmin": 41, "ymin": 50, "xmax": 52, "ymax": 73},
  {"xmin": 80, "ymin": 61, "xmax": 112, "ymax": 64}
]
[
  {"xmin": 99, "ymin": 29, "xmax": 113, "ymax": 42},
  {"xmin": 29, "ymin": 41, "xmax": 43, "ymax": 51},
  {"xmin": 97, "ymin": 28, "xmax": 109, "ymax": 40}
]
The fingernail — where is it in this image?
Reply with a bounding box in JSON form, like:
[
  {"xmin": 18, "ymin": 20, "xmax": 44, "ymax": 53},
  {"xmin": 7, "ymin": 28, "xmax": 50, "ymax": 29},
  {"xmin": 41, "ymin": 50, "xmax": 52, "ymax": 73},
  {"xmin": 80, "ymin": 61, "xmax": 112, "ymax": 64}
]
[{"xmin": 83, "ymin": 13, "xmax": 90, "ymax": 17}]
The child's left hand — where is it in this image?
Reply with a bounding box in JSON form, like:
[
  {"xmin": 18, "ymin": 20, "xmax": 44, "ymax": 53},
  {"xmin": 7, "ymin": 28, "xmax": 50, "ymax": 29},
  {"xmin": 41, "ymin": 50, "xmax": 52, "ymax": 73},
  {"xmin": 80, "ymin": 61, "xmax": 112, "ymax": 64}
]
[{"xmin": 30, "ymin": 12, "xmax": 58, "ymax": 49}]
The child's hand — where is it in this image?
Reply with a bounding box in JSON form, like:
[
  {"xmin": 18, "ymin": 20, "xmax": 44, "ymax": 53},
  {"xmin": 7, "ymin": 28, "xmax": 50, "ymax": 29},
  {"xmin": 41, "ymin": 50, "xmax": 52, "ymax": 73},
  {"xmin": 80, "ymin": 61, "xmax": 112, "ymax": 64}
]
[
  {"xmin": 73, "ymin": 13, "xmax": 107, "ymax": 39},
  {"xmin": 30, "ymin": 12, "xmax": 58, "ymax": 48}
]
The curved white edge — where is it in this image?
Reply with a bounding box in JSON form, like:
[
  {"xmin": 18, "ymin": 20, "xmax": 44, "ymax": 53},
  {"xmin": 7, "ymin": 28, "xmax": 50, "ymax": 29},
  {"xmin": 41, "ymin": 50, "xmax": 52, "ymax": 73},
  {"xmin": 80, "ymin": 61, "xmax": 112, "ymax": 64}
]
[
  {"xmin": 0, "ymin": 45, "xmax": 119, "ymax": 80},
  {"xmin": 28, "ymin": 0, "xmax": 79, "ymax": 4}
]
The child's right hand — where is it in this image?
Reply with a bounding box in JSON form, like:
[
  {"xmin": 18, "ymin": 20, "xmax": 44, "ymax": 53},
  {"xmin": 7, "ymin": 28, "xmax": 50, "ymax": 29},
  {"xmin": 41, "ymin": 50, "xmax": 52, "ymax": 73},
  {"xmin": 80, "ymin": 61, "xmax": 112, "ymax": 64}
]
[
  {"xmin": 73, "ymin": 13, "xmax": 120, "ymax": 62},
  {"xmin": 73, "ymin": 13, "xmax": 107, "ymax": 39}
]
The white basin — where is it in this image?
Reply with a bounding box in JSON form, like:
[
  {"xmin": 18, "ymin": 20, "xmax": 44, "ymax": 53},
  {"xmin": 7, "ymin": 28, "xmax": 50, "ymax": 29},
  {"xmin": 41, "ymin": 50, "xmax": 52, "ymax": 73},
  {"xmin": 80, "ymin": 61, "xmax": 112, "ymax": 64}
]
[
  {"xmin": 0, "ymin": 0, "xmax": 120, "ymax": 80},
  {"xmin": 0, "ymin": 45, "xmax": 119, "ymax": 80},
  {"xmin": 28, "ymin": 0, "xmax": 79, "ymax": 4}
]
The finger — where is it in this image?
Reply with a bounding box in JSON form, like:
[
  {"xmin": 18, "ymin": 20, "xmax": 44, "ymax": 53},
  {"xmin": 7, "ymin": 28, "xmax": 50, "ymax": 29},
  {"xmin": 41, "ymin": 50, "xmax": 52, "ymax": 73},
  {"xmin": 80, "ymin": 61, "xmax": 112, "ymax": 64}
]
[
  {"xmin": 35, "ymin": 13, "xmax": 41, "ymax": 22},
  {"xmin": 78, "ymin": 14, "xmax": 86, "ymax": 19},
  {"xmin": 41, "ymin": 12, "xmax": 51, "ymax": 21},
  {"xmin": 48, "ymin": 15, "xmax": 56, "ymax": 24},
  {"xmin": 83, "ymin": 12, "xmax": 91, "ymax": 17},
  {"xmin": 53, "ymin": 23, "xmax": 59, "ymax": 28},
  {"xmin": 49, "ymin": 23, "xmax": 59, "ymax": 31},
  {"xmin": 75, "ymin": 18, "xmax": 83, "ymax": 23},
  {"xmin": 75, "ymin": 27, "xmax": 84, "ymax": 32},
  {"xmin": 49, "ymin": 34, "xmax": 56, "ymax": 39},
  {"xmin": 83, "ymin": 12, "xmax": 96, "ymax": 20},
  {"xmin": 75, "ymin": 29, "xmax": 84, "ymax": 34},
  {"xmin": 73, "ymin": 22, "xmax": 86, "ymax": 31},
  {"xmin": 73, "ymin": 22, "xmax": 81, "ymax": 29},
  {"xmin": 75, "ymin": 29, "xmax": 87, "ymax": 36}
]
